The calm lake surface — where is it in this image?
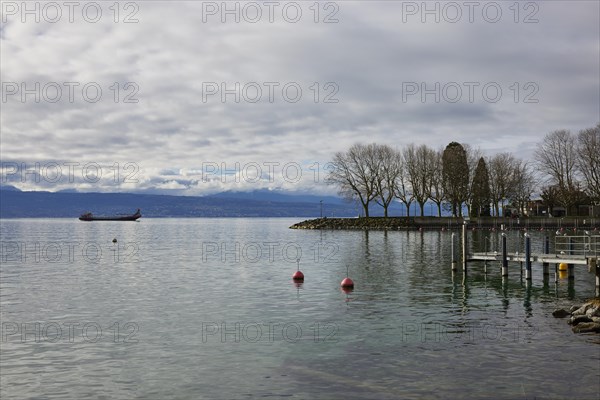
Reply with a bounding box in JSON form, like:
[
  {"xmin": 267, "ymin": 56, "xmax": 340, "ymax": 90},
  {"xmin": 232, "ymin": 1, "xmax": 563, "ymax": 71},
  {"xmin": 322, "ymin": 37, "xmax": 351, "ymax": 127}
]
[{"xmin": 1, "ymin": 218, "xmax": 599, "ymax": 400}]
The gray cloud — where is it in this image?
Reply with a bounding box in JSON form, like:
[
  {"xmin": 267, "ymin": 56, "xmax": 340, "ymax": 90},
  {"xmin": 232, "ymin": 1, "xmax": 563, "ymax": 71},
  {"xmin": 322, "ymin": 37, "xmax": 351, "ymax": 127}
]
[{"xmin": 1, "ymin": 1, "xmax": 598, "ymax": 195}]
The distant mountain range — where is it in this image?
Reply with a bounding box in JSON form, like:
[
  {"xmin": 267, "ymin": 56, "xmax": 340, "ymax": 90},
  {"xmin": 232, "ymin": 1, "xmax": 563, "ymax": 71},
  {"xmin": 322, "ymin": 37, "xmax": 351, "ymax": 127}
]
[{"xmin": 0, "ymin": 187, "xmax": 412, "ymax": 218}]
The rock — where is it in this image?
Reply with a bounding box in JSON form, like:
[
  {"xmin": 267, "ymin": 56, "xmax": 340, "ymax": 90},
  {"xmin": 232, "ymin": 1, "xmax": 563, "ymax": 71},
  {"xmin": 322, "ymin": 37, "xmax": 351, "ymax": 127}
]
[
  {"xmin": 569, "ymin": 305, "xmax": 581, "ymax": 313},
  {"xmin": 572, "ymin": 303, "xmax": 593, "ymax": 316},
  {"xmin": 558, "ymin": 301, "xmax": 600, "ymax": 334},
  {"xmin": 585, "ymin": 306, "xmax": 600, "ymax": 318},
  {"xmin": 552, "ymin": 309, "xmax": 571, "ymax": 318},
  {"xmin": 568, "ymin": 315, "xmax": 593, "ymax": 325},
  {"xmin": 572, "ymin": 322, "xmax": 600, "ymax": 334}
]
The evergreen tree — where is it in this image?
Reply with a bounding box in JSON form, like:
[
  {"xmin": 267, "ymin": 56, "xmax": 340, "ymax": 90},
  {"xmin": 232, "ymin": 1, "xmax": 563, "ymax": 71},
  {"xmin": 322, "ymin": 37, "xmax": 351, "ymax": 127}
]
[
  {"xmin": 471, "ymin": 157, "xmax": 491, "ymax": 217},
  {"xmin": 442, "ymin": 142, "xmax": 469, "ymax": 217}
]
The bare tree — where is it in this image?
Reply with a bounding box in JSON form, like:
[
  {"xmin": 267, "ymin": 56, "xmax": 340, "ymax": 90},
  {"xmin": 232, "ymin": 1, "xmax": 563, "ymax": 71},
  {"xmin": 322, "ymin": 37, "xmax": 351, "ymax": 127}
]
[
  {"xmin": 394, "ymin": 157, "xmax": 413, "ymax": 217},
  {"xmin": 327, "ymin": 143, "xmax": 380, "ymax": 217},
  {"xmin": 577, "ymin": 123, "xmax": 600, "ymax": 200},
  {"xmin": 488, "ymin": 153, "xmax": 516, "ymax": 216},
  {"xmin": 374, "ymin": 145, "xmax": 402, "ymax": 217},
  {"xmin": 535, "ymin": 130, "xmax": 578, "ymax": 187},
  {"xmin": 509, "ymin": 160, "xmax": 536, "ymax": 215},
  {"xmin": 429, "ymin": 149, "xmax": 445, "ymax": 216},
  {"xmin": 540, "ymin": 185, "xmax": 558, "ymax": 216},
  {"xmin": 404, "ymin": 144, "xmax": 436, "ymax": 216},
  {"xmin": 534, "ymin": 130, "xmax": 579, "ymax": 215}
]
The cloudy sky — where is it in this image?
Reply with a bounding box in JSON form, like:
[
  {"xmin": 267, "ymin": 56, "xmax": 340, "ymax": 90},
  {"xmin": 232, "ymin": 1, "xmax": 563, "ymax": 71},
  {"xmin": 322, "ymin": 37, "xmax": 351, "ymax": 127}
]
[{"xmin": 1, "ymin": 0, "xmax": 598, "ymax": 196}]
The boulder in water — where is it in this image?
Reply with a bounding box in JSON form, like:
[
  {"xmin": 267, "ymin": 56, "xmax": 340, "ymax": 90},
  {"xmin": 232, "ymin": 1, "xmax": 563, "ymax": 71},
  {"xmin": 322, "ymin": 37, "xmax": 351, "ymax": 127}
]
[
  {"xmin": 552, "ymin": 309, "xmax": 570, "ymax": 318},
  {"xmin": 572, "ymin": 322, "xmax": 600, "ymax": 334}
]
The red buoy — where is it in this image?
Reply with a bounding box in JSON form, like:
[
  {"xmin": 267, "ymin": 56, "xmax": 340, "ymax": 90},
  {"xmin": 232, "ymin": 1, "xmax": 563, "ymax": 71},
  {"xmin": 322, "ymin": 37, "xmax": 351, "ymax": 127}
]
[
  {"xmin": 292, "ymin": 270, "xmax": 304, "ymax": 281},
  {"xmin": 340, "ymin": 265, "xmax": 354, "ymax": 289},
  {"xmin": 341, "ymin": 265, "xmax": 354, "ymax": 290},
  {"xmin": 340, "ymin": 277, "xmax": 354, "ymax": 288},
  {"xmin": 293, "ymin": 259, "xmax": 304, "ymax": 281}
]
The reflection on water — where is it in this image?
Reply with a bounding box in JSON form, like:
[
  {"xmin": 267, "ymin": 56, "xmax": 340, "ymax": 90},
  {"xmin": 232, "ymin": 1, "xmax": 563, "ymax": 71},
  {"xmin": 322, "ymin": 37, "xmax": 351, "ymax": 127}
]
[{"xmin": 1, "ymin": 219, "xmax": 598, "ymax": 400}]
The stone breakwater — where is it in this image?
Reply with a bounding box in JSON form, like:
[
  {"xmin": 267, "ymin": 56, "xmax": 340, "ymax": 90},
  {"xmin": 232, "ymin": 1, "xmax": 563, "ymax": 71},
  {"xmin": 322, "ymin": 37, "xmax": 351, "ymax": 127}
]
[
  {"xmin": 289, "ymin": 217, "xmax": 600, "ymax": 231},
  {"xmin": 289, "ymin": 217, "xmax": 413, "ymax": 230},
  {"xmin": 552, "ymin": 299, "xmax": 600, "ymax": 334}
]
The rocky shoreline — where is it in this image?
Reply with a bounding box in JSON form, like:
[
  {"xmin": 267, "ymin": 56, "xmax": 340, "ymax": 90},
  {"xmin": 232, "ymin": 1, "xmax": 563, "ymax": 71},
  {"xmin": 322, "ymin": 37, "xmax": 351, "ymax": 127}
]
[
  {"xmin": 289, "ymin": 217, "xmax": 413, "ymax": 230},
  {"xmin": 289, "ymin": 216, "xmax": 600, "ymax": 231},
  {"xmin": 553, "ymin": 299, "xmax": 600, "ymax": 334}
]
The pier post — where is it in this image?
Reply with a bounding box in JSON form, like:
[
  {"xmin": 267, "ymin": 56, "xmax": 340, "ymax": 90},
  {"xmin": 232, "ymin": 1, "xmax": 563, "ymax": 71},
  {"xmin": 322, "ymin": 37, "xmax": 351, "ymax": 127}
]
[
  {"xmin": 567, "ymin": 237, "xmax": 575, "ymax": 280},
  {"xmin": 525, "ymin": 234, "xmax": 532, "ymax": 280},
  {"xmin": 542, "ymin": 236, "xmax": 550, "ymax": 286},
  {"xmin": 569, "ymin": 237, "xmax": 575, "ymax": 256},
  {"xmin": 596, "ymin": 259, "xmax": 600, "ymax": 296},
  {"xmin": 501, "ymin": 233, "xmax": 508, "ymax": 276},
  {"xmin": 568, "ymin": 263, "xmax": 575, "ymax": 280},
  {"xmin": 542, "ymin": 236, "xmax": 549, "ymax": 275},
  {"xmin": 462, "ymin": 223, "xmax": 467, "ymax": 272},
  {"xmin": 451, "ymin": 233, "xmax": 457, "ymax": 271},
  {"xmin": 483, "ymin": 237, "xmax": 488, "ymax": 274}
]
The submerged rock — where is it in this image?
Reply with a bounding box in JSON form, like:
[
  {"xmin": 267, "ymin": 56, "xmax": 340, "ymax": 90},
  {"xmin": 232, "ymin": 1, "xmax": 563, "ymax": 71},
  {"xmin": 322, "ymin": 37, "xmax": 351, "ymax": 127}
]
[
  {"xmin": 552, "ymin": 309, "xmax": 571, "ymax": 318},
  {"xmin": 572, "ymin": 322, "xmax": 600, "ymax": 334}
]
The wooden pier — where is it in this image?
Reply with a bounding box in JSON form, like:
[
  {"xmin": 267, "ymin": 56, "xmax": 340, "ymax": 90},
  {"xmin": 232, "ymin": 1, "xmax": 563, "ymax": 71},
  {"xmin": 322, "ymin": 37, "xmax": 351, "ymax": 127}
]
[{"xmin": 451, "ymin": 223, "xmax": 600, "ymax": 295}]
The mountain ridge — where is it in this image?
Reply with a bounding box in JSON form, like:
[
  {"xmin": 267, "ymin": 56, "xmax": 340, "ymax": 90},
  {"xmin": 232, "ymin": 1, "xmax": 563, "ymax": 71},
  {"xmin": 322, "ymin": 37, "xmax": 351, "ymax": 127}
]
[{"xmin": 0, "ymin": 189, "xmax": 368, "ymax": 218}]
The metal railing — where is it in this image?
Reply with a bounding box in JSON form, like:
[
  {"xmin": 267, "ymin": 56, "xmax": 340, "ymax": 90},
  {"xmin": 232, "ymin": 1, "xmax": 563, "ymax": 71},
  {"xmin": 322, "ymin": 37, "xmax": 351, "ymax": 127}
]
[{"xmin": 555, "ymin": 235, "xmax": 600, "ymax": 258}]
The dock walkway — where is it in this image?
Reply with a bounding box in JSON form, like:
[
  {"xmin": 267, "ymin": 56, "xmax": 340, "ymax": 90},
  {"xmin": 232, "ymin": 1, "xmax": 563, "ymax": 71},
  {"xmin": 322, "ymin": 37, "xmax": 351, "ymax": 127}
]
[{"xmin": 452, "ymin": 226, "xmax": 600, "ymax": 294}]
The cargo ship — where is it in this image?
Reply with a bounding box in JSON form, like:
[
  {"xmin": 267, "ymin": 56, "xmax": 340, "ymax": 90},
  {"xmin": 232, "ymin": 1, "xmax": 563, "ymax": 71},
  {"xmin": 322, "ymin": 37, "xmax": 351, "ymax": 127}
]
[{"xmin": 79, "ymin": 209, "xmax": 141, "ymax": 221}]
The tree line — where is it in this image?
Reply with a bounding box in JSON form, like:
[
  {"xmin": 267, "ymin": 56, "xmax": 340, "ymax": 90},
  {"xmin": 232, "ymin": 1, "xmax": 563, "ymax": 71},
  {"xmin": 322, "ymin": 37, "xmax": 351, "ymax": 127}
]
[{"xmin": 326, "ymin": 123, "xmax": 600, "ymax": 218}]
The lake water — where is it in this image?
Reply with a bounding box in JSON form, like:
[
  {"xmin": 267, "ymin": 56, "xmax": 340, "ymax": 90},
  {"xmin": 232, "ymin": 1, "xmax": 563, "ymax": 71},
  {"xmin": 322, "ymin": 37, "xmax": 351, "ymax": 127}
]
[{"xmin": 1, "ymin": 218, "xmax": 599, "ymax": 399}]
